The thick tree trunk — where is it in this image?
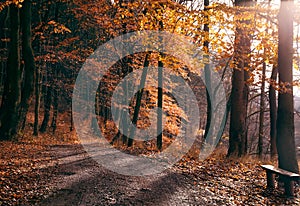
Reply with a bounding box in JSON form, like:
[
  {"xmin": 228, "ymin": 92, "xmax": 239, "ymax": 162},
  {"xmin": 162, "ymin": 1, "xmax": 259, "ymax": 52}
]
[
  {"xmin": 0, "ymin": 7, "xmax": 9, "ymax": 96},
  {"xmin": 0, "ymin": 5, "xmax": 21, "ymax": 140},
  {"xmin": 19, "ymin": 0, "xmax": 35, "ymax": 131},
  {"xmin": 227, "ymin": 0, "xmax": 251, "ymax": 157},
  {"xmin": 277, "ymin": 0, "xmax": 299, "ymax": 174},
  {"xmin": 228, "ymin": 67, "xmax": 248, "ymax": 157}
]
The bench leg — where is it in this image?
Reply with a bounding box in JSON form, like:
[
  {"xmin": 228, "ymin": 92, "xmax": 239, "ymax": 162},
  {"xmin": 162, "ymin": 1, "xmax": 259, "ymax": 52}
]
[
  {"xmin": 266, "ymin": 171, "xmax": 275, "ymax": 189},
  {"xmin": 283, "ymin": 178, "xmax": 294, "ymax": 197}
]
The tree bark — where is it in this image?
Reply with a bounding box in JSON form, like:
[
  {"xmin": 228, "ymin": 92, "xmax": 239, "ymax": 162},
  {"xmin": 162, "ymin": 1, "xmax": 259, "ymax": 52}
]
[
  {"xmin": 258, "ymin": 62, "xmax": 266, "ymax": 158},
  {"xmin": 157, "ymin": 56, "xmax": 163, "ymax": 151},
  {"xmin": 203, "ymin": 0, "xmax": 212, "ymax": 142},
  {"xmin": 0, "ymin": 5, "xmax": 21, "ymax": 140},
  {"xmin": 227, "ymin": 0, "xmax": 251, "ymax": 157},
  {"xmin": 157, "ymin": 18, "xmax": 164, "ymax": 151},
  {"xmin": 276, "ymin": 0, "xmax": 299, "ymax": 174},
  {"xmin": 269, "ymin": 66, "xmax": 277, "ymax": 158},
  {"xmin": 0, "ymin": 7, "xmax": 9, "ymax": 96},
  {"xmin": 19, "ymin": 0, "xmax": 35, "ymax": 131},
  {"xmin": 228, "ymin": 66, "xmax": 248, "ymax": 157},
  {"xmin": 127, "ymin": 53, "xmax": 150, "ymax": 147},
  {"xmin": 33, "ymin": 66, "xmax": 41, "ymax": 136},
  {"xmin": 51, "ymin": 87, "xmax": 58, "ymax": 134},
  {"xmin": 39, "ymin": 85, "xmax": 52, "ymax": 133}
]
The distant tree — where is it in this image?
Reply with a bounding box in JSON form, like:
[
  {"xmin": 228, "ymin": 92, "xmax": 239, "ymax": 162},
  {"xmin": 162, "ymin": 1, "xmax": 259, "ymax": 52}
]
[
  {"xmin": 258, "ymin": 62, "xmax": 266, "ymax": 158},
  {"xmin": 203, "ymin": 0, "xmax": 212, "ymax": 141},
  {"xmin": 269, "ymin": 66, "xmax": 277, "ymax": 158}
]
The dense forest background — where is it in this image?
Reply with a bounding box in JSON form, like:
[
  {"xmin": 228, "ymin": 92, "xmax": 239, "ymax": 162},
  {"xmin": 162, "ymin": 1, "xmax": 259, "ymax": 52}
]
[{"xmin": 1, "ymin": 0, "xmax": 300, "ymax": 204}]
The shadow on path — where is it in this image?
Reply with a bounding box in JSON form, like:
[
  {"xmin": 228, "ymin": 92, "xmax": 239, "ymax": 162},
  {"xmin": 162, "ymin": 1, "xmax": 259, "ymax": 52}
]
[{"xmin": 38, "ymin": 154, "xmax": 192, "ymax": 206}]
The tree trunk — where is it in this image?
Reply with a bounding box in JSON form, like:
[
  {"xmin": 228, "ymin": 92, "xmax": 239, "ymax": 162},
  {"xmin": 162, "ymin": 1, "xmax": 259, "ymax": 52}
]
[
  {"xmin": 228, "ymin": 66, "xmax": 248, "ymax": 157},
  {"xmin": 203, "ymin": 0, "xmax": 212, "ymax": 141},
  {"xmin": 121, "ymin": 79, "xmax": 129, "ymax": 144},
  {"xmin": 39, "ymin": 85, "xmax": 52, "ymax": 133},
  {"xmin": 119, "ymin": 0, "xmax": 133, "ymax": 145},
  {"xmin": 157, "ymin": 19, "xmax": 164, "ymax": 151},
  {"xmin": 157, "ymin": 56, "xmax": 163, "ymax": 151},
  {"xmin": 19, "ymin": 0, "xmax": 35, "ymax": 131},
  {"xmin": 0, "ymin": 5, "xmax": 21, "ymax": 140},
  {"xmin": 258, "ymin": 62, "xmax": 266, "ymax": 158},
  {"xmin": 127, "ymin": 53, "xmax": 150, "ymax": 147},
  {"xmin": 269, "ymin": 66, "xmax": 277, "ymax": 158},
  {"xmin": 51, "ymin": 87, "xmax": 58, "ymax": 134},
  {"xmin": 33, "ymin": 67, "xmax": 41, "ymax": 136},
  {"xmin": 276, "ymin": 0, "xmax": 299, "ymax": 174},
  {"xmin": 0, "ymin": 7, "xmax": 9, "ymax": 97},
  {"xmin": 227, "ymin": 0, "xmax": 251, "ymax": 157}
]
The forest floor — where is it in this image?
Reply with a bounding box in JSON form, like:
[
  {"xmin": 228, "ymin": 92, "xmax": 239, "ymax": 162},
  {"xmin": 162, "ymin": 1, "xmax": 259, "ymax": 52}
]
[{"xmin": 0, "ymin": 130, "xmax": 300, "ymax": 206}]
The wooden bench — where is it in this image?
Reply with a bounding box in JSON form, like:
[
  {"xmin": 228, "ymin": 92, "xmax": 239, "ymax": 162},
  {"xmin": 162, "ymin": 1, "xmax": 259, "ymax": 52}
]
[{"xmin": 261, "ymin": 164, "xmax": 300, "ymax": 197}]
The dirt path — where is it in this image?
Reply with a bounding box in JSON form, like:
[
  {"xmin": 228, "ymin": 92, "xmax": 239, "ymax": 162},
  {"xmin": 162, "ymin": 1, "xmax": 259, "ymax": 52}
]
[
  {"xmin": 30, "ymin": 145, "xmax": 299, "ymax": 206},
  {"xmin": 37, "ymin": 145, "xmax": 212, "ymax": 206},
  {"xmin": 1, "ymin": 141, "xmax": 299, "ymax": 205}
]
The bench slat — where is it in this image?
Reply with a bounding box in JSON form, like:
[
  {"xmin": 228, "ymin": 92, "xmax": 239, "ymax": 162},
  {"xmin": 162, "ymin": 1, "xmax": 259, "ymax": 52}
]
[{"xmin": 261, "ymin": 164, "xmax": 300, "ymax": 178}]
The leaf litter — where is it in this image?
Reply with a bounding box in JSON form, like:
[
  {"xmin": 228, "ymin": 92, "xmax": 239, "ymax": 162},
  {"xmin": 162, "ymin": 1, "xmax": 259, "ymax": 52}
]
[{"xmin": 0, "ymin": 133, "xmax": 299, "ymax": 205}]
